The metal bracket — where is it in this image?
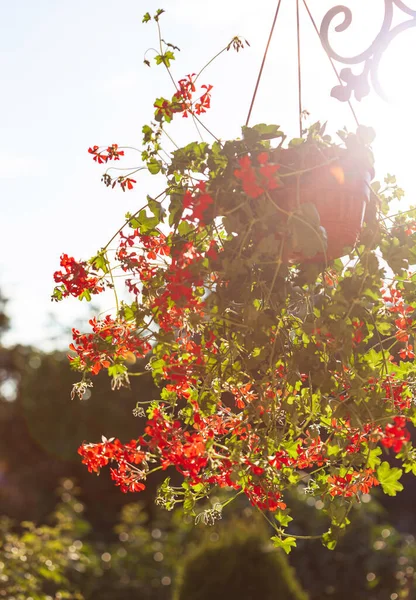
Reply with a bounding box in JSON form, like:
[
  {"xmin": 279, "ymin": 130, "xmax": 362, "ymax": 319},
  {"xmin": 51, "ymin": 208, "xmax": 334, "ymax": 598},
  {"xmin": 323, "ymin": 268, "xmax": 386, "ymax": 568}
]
[{"xmin": 320, "ymin": 1, "xmax": 416, "ymax": 101}]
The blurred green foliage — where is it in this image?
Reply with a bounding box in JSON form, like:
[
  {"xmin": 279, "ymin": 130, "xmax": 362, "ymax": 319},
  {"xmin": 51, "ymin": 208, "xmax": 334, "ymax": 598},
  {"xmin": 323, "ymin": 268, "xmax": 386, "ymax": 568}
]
[
  {"xmin": 0, "ymin": 480, "xmax": 91, "ymax": 600},
  {"xmin": 1, "ymin": 476, "xmax": 415, "ymax": 600},
  {"xmin": 287, "ymin": 487, "xmax": 416, "ymax": 600},
  {"xmin": 174, "ymin": 519, "xmax": 308, "ymax": 600},
  {"xmin": 0, "ymin": 480, "xmax": 308, "ymax": 600}
]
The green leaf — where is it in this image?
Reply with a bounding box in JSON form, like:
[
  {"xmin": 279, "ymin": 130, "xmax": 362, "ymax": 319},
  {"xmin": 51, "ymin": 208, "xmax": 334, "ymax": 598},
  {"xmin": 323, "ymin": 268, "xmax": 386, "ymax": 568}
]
[
  {"xmin": 142, "ymin": 12, "xmax": 151, "ymax": 23},
  {"xmin": 148, "ymin": 195, "xmax": 165, "ymax": 221},
  {"xmin": 191, "ymin": 482, "xmax": 206, "ymax": 493},
  {"xmin": 327, "ymin": 444, "xmax": 341, "ymax": 457},
  {"xmin": 122, "ymin": 302, "xmax": 137, "ymax": 321},
  {"xmin": 367, "ymin": 447, "xmax": 382, "ymax": 470},
  {"xmin": 142, "ymin": 124, "xmax": 154, "ymax": 143},
  {"xmin": 168, "ymin": 193, "xmax": 184, "ymax": 227},
  {"xmin": 178, "ymin": 220, "xmax": 194, "ymax": 237},
  {"xmin": 242, "ymin": 123, "xmax": 284, "ymax": 143},
  {"xmin": 274, "ymin": 510, "xmax": 293, "ymax": 527},
  {"xmin": 51, "ymin": 287, "xmax": 64, "ymax": 302},
  {"xmin": 90, "ymin": 252, "xmax": 109, "ymax": 274},
  {"xmin": 155, "ymin": 51, "xmax": 175, "ymax": 67},
  {"xmin": 130, "ymin": 209, "xmax": 159, "ymax": 234},
  {"xmin": 322, "ymin": 530, "xmax": 338, "ymax": 550},
  {"xmin": 154, "ymin": 8, "xmax": 165, "ymax": 21},
  {"xmin": 78, "ymin": 289, "xmax": 91, "ymax": 302},
  {"xmin": 377, "ymin": 461, "xmax": 404, "ymax": 496},
  {"xmin": 376, "ymin": 321, "xmax": 392, "ymax": 336},
  {"xmin": 371, "ymin": 181, "xmax": 381, "ymax": 194},
  {"xmin": 154, "ymin": 97, "xmax": 172, "ymax": 123},
  {"xmin": 385, "ymin": 173, "xmax": 397, "ymax": 185},
  {"xmin": 289, "ymin": 137, "xmax": 304, "ymax": 147},
  {"xmin": 147, "ymin": 158, "xmax": 162, "ymax": 175},
  {"xmin": 271, "ymin": 536, "xmax": 297, "ymax": 554},
  {"xmin": 283, "ymin": 440, "xmax": 299, "ymax": 459},
  {"xmin": 108, "ymin": 364, "xmax": 127, "ymax": 378},
  {"xmin": 328, "ymin": 501, "xmax": 350, "ymax": 528}
]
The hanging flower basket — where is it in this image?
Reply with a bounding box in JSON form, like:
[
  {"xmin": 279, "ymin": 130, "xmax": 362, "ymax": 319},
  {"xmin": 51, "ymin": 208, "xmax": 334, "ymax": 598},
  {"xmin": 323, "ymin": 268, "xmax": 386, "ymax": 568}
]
[{"xmin": 53, "ymin": 9, "xmax": 416, "ymax": 554}]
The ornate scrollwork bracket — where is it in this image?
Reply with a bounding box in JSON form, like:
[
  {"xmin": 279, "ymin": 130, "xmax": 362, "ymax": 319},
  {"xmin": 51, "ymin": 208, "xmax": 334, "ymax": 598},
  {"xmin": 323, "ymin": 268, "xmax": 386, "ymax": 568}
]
[{"xmin": 320, "ymin": 1, "xmax": 416, "ymax": 101}]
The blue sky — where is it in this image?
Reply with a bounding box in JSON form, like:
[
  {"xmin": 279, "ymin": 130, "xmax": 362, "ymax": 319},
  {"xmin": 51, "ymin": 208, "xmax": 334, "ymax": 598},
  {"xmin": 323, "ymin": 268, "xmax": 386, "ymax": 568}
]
[{"xmin": 1, "ymin": 0, "xmax": 416, "ymax": 348}]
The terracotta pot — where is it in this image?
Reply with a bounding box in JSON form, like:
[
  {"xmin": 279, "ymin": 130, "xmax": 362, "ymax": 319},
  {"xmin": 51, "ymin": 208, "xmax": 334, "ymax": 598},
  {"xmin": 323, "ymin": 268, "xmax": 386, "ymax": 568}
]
[{"xmin": 270, "ymin": 146, "xmax": 374, "ymax": 262}]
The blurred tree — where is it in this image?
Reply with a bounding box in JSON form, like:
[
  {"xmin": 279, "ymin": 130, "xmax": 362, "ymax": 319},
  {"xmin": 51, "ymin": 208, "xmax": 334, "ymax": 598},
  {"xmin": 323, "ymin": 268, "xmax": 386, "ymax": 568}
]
[
  {"xmin": 174, "ymin": 519, "xmax": 308, "ymax": 600},
  {"xmin": 0, "ymin": 290, "xmax": 9, "ymax": 338},
  {"xmin": 0, "ymin": 342, "xmax": 158, "ymax": 531}
]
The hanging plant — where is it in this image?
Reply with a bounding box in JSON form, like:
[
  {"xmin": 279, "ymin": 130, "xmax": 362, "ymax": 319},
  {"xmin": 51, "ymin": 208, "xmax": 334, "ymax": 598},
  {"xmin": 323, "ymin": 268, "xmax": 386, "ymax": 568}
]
[{"xmin": 53, "ymin": 9, "xmax": 416, "ymax": 552}]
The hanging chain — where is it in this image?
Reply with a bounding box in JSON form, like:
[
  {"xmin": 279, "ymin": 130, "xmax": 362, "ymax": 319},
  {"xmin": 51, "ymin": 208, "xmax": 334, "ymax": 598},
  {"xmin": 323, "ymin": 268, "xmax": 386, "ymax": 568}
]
[
  {"xmin": 245, "ymin": 0, "xmax": 283, "ymax": 127},
  {"xmin": 246, "ymin": 0, "xmax": 365, "ymax": 131},
  {"xmin": 296, "ymin": 0, "xmax": 303, "ymax": 136}
]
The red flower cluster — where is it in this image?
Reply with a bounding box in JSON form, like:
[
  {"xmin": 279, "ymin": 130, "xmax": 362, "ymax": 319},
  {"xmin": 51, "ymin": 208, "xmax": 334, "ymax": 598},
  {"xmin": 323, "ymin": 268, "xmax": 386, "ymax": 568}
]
[
  {"xmin": 152, "ymin": 242, "xmax": 206, "ymax": 331},
  {"xmin": 78, "ymin": 438, "xmax": 147, "ymax": 493},
  {"xmin": 194, "ymin": 84, "xmax": 213, "ymax": 115},
  {"xmin": 405, "ymin": 221, "xmax": 416, "ymax": 236},
  {"xmin": 234, "ymin": 153, "xmax": 280, "ymax": 198},
  {"xmin": 144, "ymin": 408, "xmax": 208, "ymax": 480},
  {"xmin": 230, "ymin": 382, "xmax": 258, "ymax": 409},
  {"xmin": 154, "ymin": 76, "xmax": 213, "ymax": 121},
  {"xmin": 383, "ymin": 286, "xmax": 415, "ymax": 346},
  {"xmin": 352, "ymin": 319, "xmax": 365, "ymax": 345},
  {"xmin": 268, "ymin": 451, "xmax": 292, "ymax": 470},
  {"xmin": 88, "ymin": 144, "xmax": 125, "ymax": 164},
  {"xmin": 173, "ymin": 75, "xmax": 213, "ymax": 118},
  {"xmin": 327, "ymin": 469, "xmax": 379, "ymax": 497},
  {"xmin": 245, "ymin": 482, "xmax": 287, "ymax": 512},
  {"xmin": 381, "ymin": 416, "xmax": 410, "ymax": 453},
  {"xmin": 70, "ymin": 316, "xmax": 151, "ymax": 375},
  {"xmin": 120, "ymin": 177, "xmax": 137, "ymax": 192},
  {"xmin": 182, "ymin": 182, "xmax": 214, "ymax": 223},
  {"xmin": 174, "ymin": 73, "xmax": 196, "ymax": 118},
  {"xmin": 296, "ymin": 435, "xmax": 328, "ymax": 469},
  {"xmin": 53, "ymin": 254, "xmax": 104, "ymax": 300},
  {"xmin": 382, "ymin": 376, "xmax": 412, "ymax": 411}
]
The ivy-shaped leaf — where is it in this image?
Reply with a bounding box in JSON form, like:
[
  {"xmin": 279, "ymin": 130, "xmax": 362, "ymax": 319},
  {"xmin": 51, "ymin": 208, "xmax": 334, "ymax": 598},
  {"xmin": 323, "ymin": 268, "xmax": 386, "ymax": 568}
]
[
  {"xmin": 90, "ymin": 252, "xmax": 109, "ymax": 274},
  {"xmin": 271, "ymin": 536, "xmax": 297, "ymax": 554},
  {"xmin": 377, "ymin": 461, "xmax": 404, "ymax": 496},
  {"xmin": 274, "ymin": 510, "xmax": 293, "ymax": 527},
  {"xmin": 155, "ymin": 51, "xmax": 175, "ymax": 68},
  {"xmin": 154, "ymin": 8, "xmax": 165, "ymax": 21},
  {"xmin": 147, "ymin": 158, "xmax": 162, "ymax": 175}
]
